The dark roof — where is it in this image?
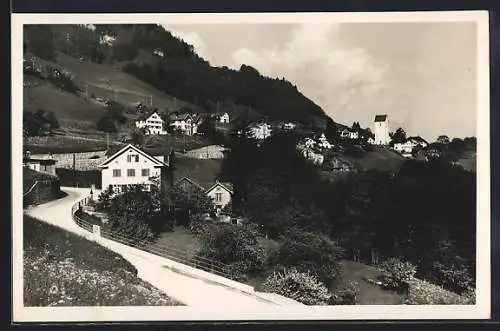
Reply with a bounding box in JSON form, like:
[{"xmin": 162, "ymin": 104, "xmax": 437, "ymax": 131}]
[
  {"xmin": 407, "ymin": 136, "xmax": 428, "ymax": 144},
  {"xmin": 174, "ymin": 177, "xmax": 233, "ymax": 194},
  {"xmin": 136, "ymin": 110, "xmax": 161, "ymax": 122},
  {"xmin": 23, "ymin": 158, "xmax": 57, "ymax": 165},
  {"xmin": 374, "ymin": 115, "xmax": 388, "ymax": 122},
  {"xmin": 100, "ymin": 144, "xmax": 169, "ymax": 167},
  {"xmin": 105, "ymin": 145, "xmax": 173, "ymax": 157}
]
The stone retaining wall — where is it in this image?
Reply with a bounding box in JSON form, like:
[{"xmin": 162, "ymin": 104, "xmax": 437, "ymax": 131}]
[{"xmin": 32, "ymin": 150, "xmax": 108, "ymax": 171}]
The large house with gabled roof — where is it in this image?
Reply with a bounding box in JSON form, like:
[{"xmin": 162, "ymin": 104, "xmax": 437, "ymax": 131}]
[
  {"xmin": 135, "ymin": 110, "xmax": 167, "ymax": 135},
  {"xmin": 99, "ymin": 144, "xmax": 170, "ymax": 193}
]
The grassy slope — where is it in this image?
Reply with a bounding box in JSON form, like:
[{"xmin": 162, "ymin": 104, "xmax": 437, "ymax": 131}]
[
  {"xmin": 172, "ymin": 156, "xmax": 223, "ymax": 184},
  {"xmin": 340, "ymin": 147, "xmax": 406, "ymax": 173},
  {"xmin": 23, "ymin": 167, "xmax": 57, "ymax": 192},
  {"xmin": 23, "ymin": 215, "xmax": 181, "ymax": 306}
]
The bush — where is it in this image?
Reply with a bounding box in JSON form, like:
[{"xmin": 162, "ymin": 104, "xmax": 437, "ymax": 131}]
[
  {"xmin": 431, "ymin": 261, "xmax": 474, "ymax": 294},
  {"xmin": 261, "ymin": 268, "xmax": 331, "ymax": 305},
  {"xmin": 267, "ymin": 228, "xmax": 345, "ymax": 287},
  {"xmin": 404, "ymin": 278, "xmax": 472, "ymax": 305},
  {"xmin": 378, "ymin": 258, "xmax": 417, "ymax": 291},
  {"xmin": 196, "ymin": 223, "xmax": 266, "ymax": 279},
  {"xmin": 329, "ymin": 281, "xmax": 360, "ymax": 305},
  {"xmin": 97, "ymin": 114, "xmax": 117, "ymax": 133}
]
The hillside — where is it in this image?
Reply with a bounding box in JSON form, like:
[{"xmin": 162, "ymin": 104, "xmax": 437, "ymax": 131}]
[
  {"xmin": 24, "ymin": 215, "xmax": 181, "ymax": 306},
  {"xmin": 23, "ymin": 24, "xmax": 334, "ymax": 129}
]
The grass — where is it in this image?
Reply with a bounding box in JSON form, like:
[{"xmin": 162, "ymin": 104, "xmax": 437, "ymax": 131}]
[
  {"xmin": 53, "ymin": 52, "xmax": 199, "ymax": 113},
  {"xmin": 336, "ymin": 261, "xmax": 404, "ymax": 305},
  {"xmin": 172, "ymin": 157, "xmax": 223, "ymax": 184},
  {"xmin": 340, "ymin": 147, "xmax": 405, "ymax": 173},
  {"xmin": 24, "ymin": 135, "xmax": 124, "ymax": 154},
  {"xmin": 23, "ymin": 215, "xmax": 182, "ymax": 306},
  {"xmin": 24, "ymin": 83, "xmax": 106, "ymax": 123},
  {"xmin": 23, "ymin": 167, "xmax": 57, "ymax": 192}
]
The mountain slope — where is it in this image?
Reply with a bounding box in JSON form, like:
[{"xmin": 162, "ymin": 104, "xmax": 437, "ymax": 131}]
[{"xmin": 24, "ymin": 24, "xmax": 335, "ymax": 128}]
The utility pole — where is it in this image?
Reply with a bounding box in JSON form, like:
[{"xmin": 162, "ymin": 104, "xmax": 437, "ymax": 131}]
[
  {"xmin": 107, "ymin": 133, "xmax": 110, "ymax": 150},
  {"xmin": 73, "ymin": 153, "xmax": 76, "ymax": 187}
]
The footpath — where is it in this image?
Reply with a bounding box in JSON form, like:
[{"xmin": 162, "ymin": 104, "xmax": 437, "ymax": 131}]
[{"xmin": 25, "ymin": 187, "xmax": 302, "ymax": 307}]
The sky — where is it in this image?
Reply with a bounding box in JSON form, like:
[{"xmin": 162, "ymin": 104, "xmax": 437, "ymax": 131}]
[{"xmin": 161, "ymin": 22, "xmax": 477, "ymax": 141}]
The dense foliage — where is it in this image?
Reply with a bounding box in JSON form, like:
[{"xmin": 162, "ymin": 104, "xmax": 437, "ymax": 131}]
[
  {"xmin": 23, "ymin": 109, "xmax": 60, "ymax": 137},
  {"xmin": 261, "ymin": 268, "xmax": 331, "ymax": 305},
  {"xmin": 220, "ymin": 132, "xmax": 476, "ymax": 294},
  {"xmin": 196, "ymin": 223, "xmax": 266, "ymax": 281}
]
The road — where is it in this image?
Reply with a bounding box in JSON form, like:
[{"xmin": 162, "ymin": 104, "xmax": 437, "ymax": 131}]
[{"xmin": 25, "ymin": 187, "xmax": 292, "ymax": 307}]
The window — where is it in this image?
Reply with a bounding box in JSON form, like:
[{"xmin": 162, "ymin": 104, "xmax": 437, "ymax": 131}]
[
  {"xmin": 127, "ymin": 169, "xmax": 135, "ymax": 177},
  {"xmin": 127, "ymin": 154, "xmax": 139, "ymax": 163},
  {"xmin": 215, "ymin": 193, "xmax": 222, "ymax": 202},
  {"xmin": 112, "ymin": 169, "xmax": 121, "ymax": 177},
  {"xmin": 141, "ymin": 169, "xmax": 150, "ymax": 177}
]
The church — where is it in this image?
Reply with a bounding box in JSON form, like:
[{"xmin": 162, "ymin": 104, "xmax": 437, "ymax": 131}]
[{"xmin": 374, "ymin": 114, "xmax": 391, "ymax": 145}]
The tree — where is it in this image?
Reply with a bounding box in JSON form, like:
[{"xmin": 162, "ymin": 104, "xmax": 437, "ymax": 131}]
[
  {"xmin": 196, "ymin": 222, "xmax": 266, "ymax": 280},
  {"xmin": 267, "ymin": 227, "xmax": 345, "ymax": 287},
  {"xmin": 390, "ymin": 127, "xmax": 407, "ymax": 145},
  {"xmin": 163, "ymin": 185, "xmax": 214, "ymax": 225},
  {"xmin": 45, "ymin": 111, "xmax": 60, "ymax": 129},
  {"xmin": 130, "ymin": 128, "xmax": 146, "ymax": 147},
  {"xmin": 96, "ymin": 114, "xmax": 117, "ymax": 133},
  {"xmin": 105, "ymin": 184, "xmax": 161, "ymax": 242}
]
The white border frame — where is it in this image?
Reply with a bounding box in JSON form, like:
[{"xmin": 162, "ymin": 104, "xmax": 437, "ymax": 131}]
[{"xmin": 11, "ymin": 11, "xmax": 491, "ymax": 322}]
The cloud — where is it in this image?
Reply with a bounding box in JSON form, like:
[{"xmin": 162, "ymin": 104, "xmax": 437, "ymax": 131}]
[{"xmin": 229, "ymin": 24, "xmax": 388, "ymax": 125}]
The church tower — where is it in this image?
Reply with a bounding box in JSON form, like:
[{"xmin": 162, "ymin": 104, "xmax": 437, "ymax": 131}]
[{"xmin": 374, "ymin": 114, "xmax": 390, "ymax": 145}]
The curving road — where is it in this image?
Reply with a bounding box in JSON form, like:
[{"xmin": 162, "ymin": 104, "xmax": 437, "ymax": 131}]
[{"xmin": 25, "ymin": 187, "xmax": 297, "ymax": 307}]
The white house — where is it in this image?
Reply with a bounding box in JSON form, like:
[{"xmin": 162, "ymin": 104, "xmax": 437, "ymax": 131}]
[
  {"xmin": 394, "ymin": 136, "xmax": 428, "ymax": 155},
  {"xmin": 175, "ymin": 177, "xmax": 234, "ymax": 214},
  {"xmin": 340, "ymin": 129, "xmax": 359, "ymax": 139},
  {"xmin": 170, "ymin": 113, "xmax": 202, "ymax": 136},
  {"xmin": 316, "ymin": 133, "xmax": 333, "ymax": 149},
  {"xmin": 218, "ymin": 112, "xmax": 230, "ymax": 124},
  {"xmin": 249, "ymin": 122, "xmax": 272, "ymax": 140},
  {"xmin": 23, "ymin": 151, "xmax": 57, "ymax": 176},
  {"xmin": 282, "ymin": 122, "xmax": 297, "ymax": 130},
  {"xmin": 367, "ymin": 137, "xmax": 375, "ymax": 145},
  {"xmin": 135, "ymin": 111, "xmax": 167, "ymax": 135},
  {"xmin": 99, "ymin": 144, "xmax": 169, "ymax": 194},
  {"xmin": 374, "ymin": 114, "xmax": 391, "ymax": 145}
]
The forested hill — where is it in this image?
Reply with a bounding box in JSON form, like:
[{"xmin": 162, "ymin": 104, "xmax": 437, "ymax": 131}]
[{"xmin": 24, "ymin": 24, "xmax": 333, "ymax": 126}]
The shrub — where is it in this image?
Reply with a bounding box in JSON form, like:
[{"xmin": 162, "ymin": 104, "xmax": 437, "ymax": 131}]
[
  {"xmin": 431, "ymin": 261, "xmax": 474, "ymax": 294},
  {"xmin": 96, "ymin": 186, "xmax": 114, "ymax": 212},
  {"xmin": 97, "ymin": 114, "xmax": 117, "ymax": 133},
  {"xmin": 329, "ymin": 281, "xmax": 360, "ymax": 305},
  {"xmin": 261, "ymin": 268, "xmax": 331, "ymax": 305},
  {"xmin": 196, "ymin": 223, "xmax": 266, "ymax": 279},
  {"xmin": 405, "ymin": 278, "xmax": 471, "ymax": 305},
  {"xmin": 378, "ymin": 258, "xmax": 417, "ymax": 291},
  {"xmin": 267, "ymin": 228, "xmax": 345, "ymax": 287}
]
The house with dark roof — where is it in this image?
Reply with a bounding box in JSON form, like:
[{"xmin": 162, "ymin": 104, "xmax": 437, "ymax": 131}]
[
  {"xmin": 169, "ymin": 113, "xmax": 203, "ymax": 136},
  {"xmin": 23, "ymin": 151, "xmax": 57, "ymax": 176},
  {"xmin": 135, "ymin": 110, "xmax": 167, "ymax": 135},
  {"xmin": 99, "ymin": 144, "xmax": 170, "ymax": 194},
  {"xmin": 174, "ymin": 176, "xmax": 234, "ymax": 214}
]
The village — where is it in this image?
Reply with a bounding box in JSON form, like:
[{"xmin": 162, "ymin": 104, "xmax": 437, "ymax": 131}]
[
  {"xmin": 24, "ymin": 100, "xmax": 441, "ymax": 226},
  {"xmin": 20, "ymin": 23, "xmax": 478, "ymax": 310}
]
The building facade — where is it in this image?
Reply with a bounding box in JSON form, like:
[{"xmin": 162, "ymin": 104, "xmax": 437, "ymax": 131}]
[
  {"xmin": 135, "ymin": 111, "xmax": 167, "ymax": 135},
  {"xmin": 99, "ymin": 144, "xmax": 168, "ymax": 193}
]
